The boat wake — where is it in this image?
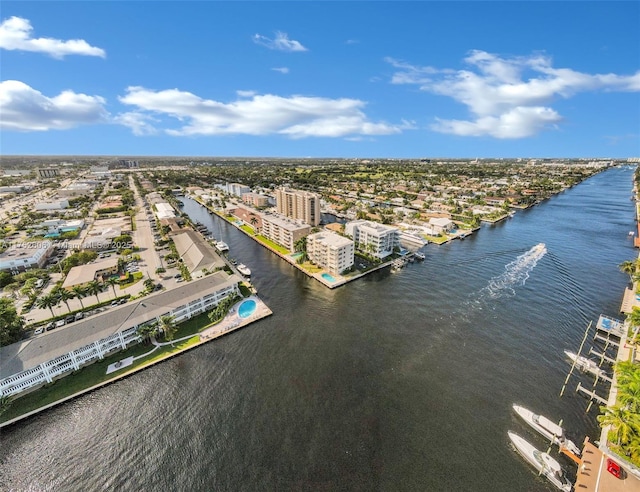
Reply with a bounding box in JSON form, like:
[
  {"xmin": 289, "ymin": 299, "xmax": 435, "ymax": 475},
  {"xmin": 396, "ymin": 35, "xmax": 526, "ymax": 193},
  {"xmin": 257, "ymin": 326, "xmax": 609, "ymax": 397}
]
[{"xmin": 477, "ymin": 243, "xmax": 547, "ymax": 301}]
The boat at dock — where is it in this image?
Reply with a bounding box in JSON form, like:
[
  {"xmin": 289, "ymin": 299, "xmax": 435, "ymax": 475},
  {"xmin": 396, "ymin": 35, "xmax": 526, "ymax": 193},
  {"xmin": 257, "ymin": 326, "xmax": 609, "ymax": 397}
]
[
  {"xmin": 512, "ymin": 404, "xmax": 581, "ymax": 456},
  {"xmin": 215, "ymin": 241, "xmax": 229, "ymax": 252},
  {"xmin": 508, "ymin": 432, "xmax": 572, "ymax": 491},
  {"xmin": 564, "ymin": 350, "xmax": 608, "ymax": 379},
  {"xmin": 414, "ymin": 251, "xmax": 425, "ymax": 261},
  {"xmin": 237, "ymin": 264, "xmax": 251, "ymax": 276}
]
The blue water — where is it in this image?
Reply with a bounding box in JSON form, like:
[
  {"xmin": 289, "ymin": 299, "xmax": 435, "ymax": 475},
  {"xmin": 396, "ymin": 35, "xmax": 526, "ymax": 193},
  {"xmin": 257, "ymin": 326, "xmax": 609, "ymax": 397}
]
[
  {"xmin": 321, "ymin": 273, "xmax": 336, "ymax": 282},
  {"xmin": 238, "ymin": 299, "xmax": 257, "ymax": 319},
  {"xmin": 1, "ymin": 167, "xmax": 636, "ymax": 492}
]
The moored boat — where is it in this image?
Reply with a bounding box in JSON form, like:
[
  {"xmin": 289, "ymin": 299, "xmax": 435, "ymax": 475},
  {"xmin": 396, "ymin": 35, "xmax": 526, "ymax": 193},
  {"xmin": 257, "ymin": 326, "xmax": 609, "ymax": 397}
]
[
  {"xmin": 508, "ymin": 432, "xmax": 572, "ymax": 491},
  {"xmin": 215, "ymin": 241, "xmax": 229, "ymax": 252},
  {"xmin": 237, "ymin": 263, "xmax": 251, "ymax": 276},
  {"xmin": 564, "ymin": 350, "xmax": 608, "ymax": 379},
  {"xmin": 512, "ymin": 404, "xmax": 581, "ymax": 456}
]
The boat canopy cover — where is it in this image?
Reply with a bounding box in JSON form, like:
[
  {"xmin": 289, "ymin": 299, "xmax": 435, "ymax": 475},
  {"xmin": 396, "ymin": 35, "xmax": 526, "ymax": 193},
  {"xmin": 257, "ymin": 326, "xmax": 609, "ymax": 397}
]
[{"xmin": 538, "ymin": 415, "xmax": 563, "ymax": 437}]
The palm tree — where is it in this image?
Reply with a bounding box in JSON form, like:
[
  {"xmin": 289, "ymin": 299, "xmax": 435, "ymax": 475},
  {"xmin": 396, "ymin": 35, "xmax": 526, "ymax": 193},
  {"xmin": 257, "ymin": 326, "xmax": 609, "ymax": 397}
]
[
  {"xmin": 136, "ymin": 323, "xmax": 159, "ymax": 343},
  {"xmin": 598, "ymin": 404, "xmax": 640, "ymax": 446},
  {"xmin": 619, "ymin": 260, "xmax": 638, "ymax": 285},
  {"xmin": 158, "ymin": 315, "xmax": 177, "ymax": 342},
  {"xmin": 86, "ymin": 280, "xmax": 103, "ymax": 304},
  {"xmin": 105, "ymin": 276, "xmax": 119, "ymax": 298},
  {"xmin": 36, "ymin": 292, "xmax": 59, "ymax": 318},
  {"xmin": 52, "ymin": 286, "xmax": 74, "ymax": 313},
  {"xmin": 618, "ymin": 381, "xmax": 640, "ymax": 413},
  {"xmin": 72, "ymin": 285, "xmax": 87, "ymax": 309},
  {"xmin": 249, "ymin": 215, "xmax": 258, "ymax": 232}
]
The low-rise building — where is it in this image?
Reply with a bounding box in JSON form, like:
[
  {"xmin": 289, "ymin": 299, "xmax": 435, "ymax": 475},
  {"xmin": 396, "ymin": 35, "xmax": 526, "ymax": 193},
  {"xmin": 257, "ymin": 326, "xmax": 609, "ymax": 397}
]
[
  {"xmin": 0, "ymin": 241, "xmax": 54, "ymax": 273},
  {"xmin": 0, "ymin": 272, "xmax": 242, "ymax": 398},
  {"xmin": 58, "ymin": 183, "xmax": 94, "ymax": 198},
  {"xmin": 35, "ymin": 200, "xmax": 70, "ymax": 211},
  {"xmin": 261, "ymin": 214, "xmax": 310, "ymax": 251},
  {"xmin": 307, "ymin": 231, "xmax": 354, "ymax": 275},
  {"xmin": 242, "ymin": 192, "xmax": 269, "ymax": 208},
  {"xmin": 171, "ymin": 230, "xmax": 225, "ymax": 277},
  {"xmin": 62, "ymin": 257, "xmax": 120, "ymax": 289},
  {"xmin": 429, "ymin": 217, "xmax": 455, "ymax": 234},
  {"xmin": 344, "ymin": 220, "xmax": 399, "ymax": 259},
  {"xmin": 227, "ymin": 183, "xmax": 251, "ymax": 197}
]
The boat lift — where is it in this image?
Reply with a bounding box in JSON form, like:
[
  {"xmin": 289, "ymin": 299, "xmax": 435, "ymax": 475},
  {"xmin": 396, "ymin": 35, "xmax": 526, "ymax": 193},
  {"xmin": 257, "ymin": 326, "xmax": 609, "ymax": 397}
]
[
  {"xmin": 588, "ymin": 347, "xmax": 616, "ymax": 365},
  {"xmin": 560, "ymin": 320, "xmax": 613, "ymax": 411}
]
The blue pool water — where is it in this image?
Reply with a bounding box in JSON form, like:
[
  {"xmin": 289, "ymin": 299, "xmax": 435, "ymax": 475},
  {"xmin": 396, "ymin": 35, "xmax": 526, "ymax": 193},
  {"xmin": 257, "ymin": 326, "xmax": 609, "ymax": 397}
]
[
  {"xmin": 291, "ymin": 252, "xmax": 303, "ymax": 260},
  {"xmin": 321, "ymin": 273, "xmax": 336, "ymax": 282},
  {"xmin": 238, "ymin": 299, "xmax": 257, "ymax": 319}
]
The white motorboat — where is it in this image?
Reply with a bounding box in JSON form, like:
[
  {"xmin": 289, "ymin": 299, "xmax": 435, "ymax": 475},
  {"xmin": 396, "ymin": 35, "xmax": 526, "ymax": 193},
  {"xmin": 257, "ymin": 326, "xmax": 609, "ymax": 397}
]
[
  {"xmin": 508, "ymin": 432, "xmax": 572, "ymax": 491},
  {"xmin": 564, "ymin": 350, "xmax": 608, "ymax": 379},
  {"xmin": 237, "ymin": 264, "xmax": 251, "ymax": 276},
  {"xmin": 215, "ymin": 241, "xmax": 229, "ymax": 252},
  {"xmin": 414, "ymin": 251, "xmax": 425, "ymax": 261},
  {"xmin": 513, "ymin": 404, "xmax": 581, "ymax": 456}
]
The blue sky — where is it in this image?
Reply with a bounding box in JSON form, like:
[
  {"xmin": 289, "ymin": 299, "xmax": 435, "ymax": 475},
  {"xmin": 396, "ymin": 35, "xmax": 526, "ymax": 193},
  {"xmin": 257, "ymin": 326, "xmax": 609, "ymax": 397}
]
[{"xmin": 1, "ymin": 1, "xmax": 639, "ymax": 158}]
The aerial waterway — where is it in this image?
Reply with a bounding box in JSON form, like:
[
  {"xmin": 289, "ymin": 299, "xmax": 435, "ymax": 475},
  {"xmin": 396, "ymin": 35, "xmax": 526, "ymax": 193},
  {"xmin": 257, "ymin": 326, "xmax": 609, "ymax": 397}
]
[{"xmin": 0, "ymin": 167, "xmax": 636, "ymax": 491}]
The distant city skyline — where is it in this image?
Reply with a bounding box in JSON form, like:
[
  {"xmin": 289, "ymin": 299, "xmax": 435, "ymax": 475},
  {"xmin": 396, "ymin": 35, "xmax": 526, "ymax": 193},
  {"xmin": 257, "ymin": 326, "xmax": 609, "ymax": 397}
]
[{"xmin": 1, "ymin": 2, "xmax": 639, "ymax": 158}]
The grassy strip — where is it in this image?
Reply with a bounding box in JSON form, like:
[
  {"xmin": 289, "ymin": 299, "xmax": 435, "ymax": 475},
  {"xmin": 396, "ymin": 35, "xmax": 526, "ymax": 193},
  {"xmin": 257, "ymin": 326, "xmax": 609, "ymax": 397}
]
[
  {"xmin": 424, "ymin": 235, "xmax": 450, "ymax": 244},
  {"xmin": 254, "ymin": 235, "xmax": 290, "ymax": 255},
  {"xmin": 296, "ymin": 261, "xmax": 324, "ymax": 274},
  {"xmin": 1, "ymin": 311, "xmax": 217, "ymax": 423},
  {"xmin": 240, "ymin": 224, "xmax": 255, "ymax": 235}
]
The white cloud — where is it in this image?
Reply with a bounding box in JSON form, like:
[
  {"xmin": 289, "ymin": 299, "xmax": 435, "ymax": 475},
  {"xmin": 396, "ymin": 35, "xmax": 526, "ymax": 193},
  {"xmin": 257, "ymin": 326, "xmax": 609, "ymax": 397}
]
[
  {"xmin": 272, "ymin": 67, "xmax": 290, "ymax": 74},
  {"xmin": 252, "ymin": 31, "xmax": 307, "ymax": 52},
  {"xmin": 0, "ymin": 16, "xmax": 106, "ymax": 59},
  {"xmin": 113, "ymin": 111, "xmax": 158, "ymax": 136},
  {"xmin": 388, "ymin": 50, "xmax": 640, "ymax": 139},
  {"xmin": 118, "ymin": 86, "xmax": 411, "ymax": 138},
  {"xmin": 0, "ymin": 80, "xmax": 108, "ymax": 131}
]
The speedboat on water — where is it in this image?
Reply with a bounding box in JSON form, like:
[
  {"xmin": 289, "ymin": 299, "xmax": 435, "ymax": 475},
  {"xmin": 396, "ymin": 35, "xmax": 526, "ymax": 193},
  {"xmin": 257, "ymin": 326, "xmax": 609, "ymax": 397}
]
[
  {"xmin": 512, "ymin": 405, "xmax": 581, "ymax": 456},
  {"xmin": 237, "ymin": 264, "xmax": 251, "ymax": 276},
  {"xmin": 508, "ymin": 432, "xmax": 572, "ymax": 491},
  {"xmin": 564, "ymin": 350, "xmax": 608, "ymax": 379}
]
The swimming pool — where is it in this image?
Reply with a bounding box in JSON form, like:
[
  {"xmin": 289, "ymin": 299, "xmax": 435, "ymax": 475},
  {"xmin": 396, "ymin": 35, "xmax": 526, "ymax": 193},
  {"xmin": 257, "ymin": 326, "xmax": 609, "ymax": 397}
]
[
  {"xmin": 238, "ymin": 299, "xmax": 257, "ymax": 319},
  {"xmin": 321, "ymin": 273, "xmax": 336, "ymax": 282}
]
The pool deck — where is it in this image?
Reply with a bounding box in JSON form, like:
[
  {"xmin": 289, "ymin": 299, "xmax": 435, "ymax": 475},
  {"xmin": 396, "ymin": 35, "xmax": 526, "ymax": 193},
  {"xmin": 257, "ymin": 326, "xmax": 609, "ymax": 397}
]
[{"xmin": 0, "ymin": 296, "xmax": 272, "ymax": 428}]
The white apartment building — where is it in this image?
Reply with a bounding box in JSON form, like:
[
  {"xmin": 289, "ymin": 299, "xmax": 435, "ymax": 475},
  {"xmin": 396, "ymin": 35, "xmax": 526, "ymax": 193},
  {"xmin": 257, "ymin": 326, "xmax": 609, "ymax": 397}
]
[
  {"xmin": 227, "ymin": 183, "xmax": 251, "ymax": 197},
  {"xmin": 344, "ymin": 220, "xmax": 400, "ymax": 259},
  {"xmin": 306, "ymin": 231, "xmax": 354, "ymax": 275},
  {"xmin": 261, "ymin": 215, "xmax": 310, "ymax": 251},
  {"xmin": 275, "ymin": 188, "xmax": 321, "ymax": 226},
  {"xmin": 0, "ymin": 272, "xmax": 241, "ymax": 398}
]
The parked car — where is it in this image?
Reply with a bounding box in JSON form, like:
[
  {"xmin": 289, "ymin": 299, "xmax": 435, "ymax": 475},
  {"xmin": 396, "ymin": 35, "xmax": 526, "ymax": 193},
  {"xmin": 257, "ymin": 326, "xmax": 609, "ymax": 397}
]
[
  {"xmin": 55, "ymin": 319, "xmax": 65, "ymax": 328},
  {"xmin": 34, "ymin": 326, "xmax": 44, "ymax": 335},
  {"xmin": 75, "ymin": 312, "xmax": 84, "ymax": 320},
  {"xmin": 65, "ymin": 315, "xmax": 75, "ymax": 324}
]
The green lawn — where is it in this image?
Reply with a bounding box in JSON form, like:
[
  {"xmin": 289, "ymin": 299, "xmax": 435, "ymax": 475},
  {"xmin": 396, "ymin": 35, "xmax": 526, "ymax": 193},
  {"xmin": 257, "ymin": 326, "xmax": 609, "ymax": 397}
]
[
  {"xmin": 240, "ymin": 224, "xmax": 255, "ymax": 235},
  {"xmin": 297, "ymin": 261, "xmax": 324, "ymax": 274},
  {"xmin": 424, "ymin": 235, "xmax": 449, "ymax": 244},
  {"xmin": 120, "ymin": 271, "xmax": 143, "ymax": 289},
  {"xmin": 254, "ymin": 235, "xmax": 290, "ymax": 254}
]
